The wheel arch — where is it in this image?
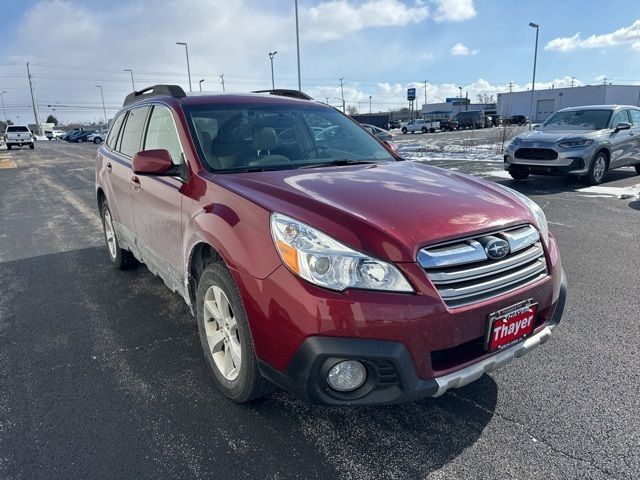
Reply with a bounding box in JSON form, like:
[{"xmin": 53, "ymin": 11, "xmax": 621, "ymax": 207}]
[
  {"xmin": 186, "ymin": 241, "xmax": 223, "ymax": 309},
  {"xmin": 96, "ymin": 187, "xmax": 106, "ymax": 210}
]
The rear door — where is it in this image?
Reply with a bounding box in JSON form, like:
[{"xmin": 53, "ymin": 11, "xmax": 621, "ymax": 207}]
[
  {"xmin": 131, "ymin": 104, "xmax": 185, "ymax": 293},
  {"xmin": 609, "ymin": 109, "xmax": 634, "ymax": 168},
  {"xmin": 627, "ymin": 109, "xmax": 640, "ymax": 165}
]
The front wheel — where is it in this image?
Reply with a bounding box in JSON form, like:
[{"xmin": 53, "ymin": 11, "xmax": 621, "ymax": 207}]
[
  {"xmin": 29, "ymin": 143, "xmax": 34, "ymax": 149},
  {"xmin": 196, "ymin": 262, "xmax": 273, "ymax": 403},
  {"xmin": 78, "ymin": 137, "xmax": 84, "ymax": 143},
  {"xmin": 94, "ymin": 137, "xmax": 102, "ymax": 144},
  {"xmin": 6, "ymin": 145, "xmax": 11, "ymax": 150},
  {"xmin": 401, "ymin": 127, "xmax": 407, "ymax": 134},
  {"xmin": 421, "ymin": 127, "xmax": 427, "ymax": 133},
  {"xmin": 634, "ymin": 164, "xmax": 640, "ymax": 175},
  {"xmin": 582, "ymin": 152, "xmax": 608, "ymax": 185}
]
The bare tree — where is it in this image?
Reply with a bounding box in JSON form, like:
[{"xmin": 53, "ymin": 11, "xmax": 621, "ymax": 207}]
[
  {"xmin": 476, "ymin": 93, "xmax": 496, "ymax": 104},
  {"xmin": 346, "ymin": 105, "xmax": 358, "ymax": 115}
]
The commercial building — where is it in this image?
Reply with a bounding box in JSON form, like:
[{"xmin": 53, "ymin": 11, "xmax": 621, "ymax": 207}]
[
  {"xmin": 421, "ymin": 98, "xmax": 496, "ymax": 120},
  {"xmin": 497, "ymin": 84, "xmax": 640, "ymax": 122}
]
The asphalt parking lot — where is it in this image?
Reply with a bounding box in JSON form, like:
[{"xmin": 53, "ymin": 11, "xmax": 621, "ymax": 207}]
[{"xmin": 1, "ymin": 140, "xmax": 639, "ymax": 479}]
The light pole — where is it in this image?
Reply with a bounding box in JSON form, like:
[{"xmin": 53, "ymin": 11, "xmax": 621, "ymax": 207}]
[
  {"xmin": 369, "ymin": 95, "xmax": 372, "ymax": 114},
  {"xmin": 0, "ymin": 91, "xmax": 7, "ymax": 125},
  {"xmin": 176, "ymin": 42, "xmax": 192, "ymax": 92},
  {"xmin": 124, "ymin": 69, "xmax": 135, "ymax": 91},
  {"xmin": 423, "ymin": 80, "xmax": 428, "ymax": 105},
  {"xmin": 458, "ymin": 86, "xmax": 463, "ymax": 113},
  {"xmin": 220, "ymin": 74, "xmax": 225, "ymax": 92},
  {"xmin": 268, "ymin": 51, "xmax": 278, "ymax": 90},
  {"xmin": 199, "ymin": 79, "xmax": 205, "ymax": 92},
  {"xmin": 339, "ymin": 77, "xmax": 345, "ymax": 113},
  {"xmin": 528, "ymin": 22, "xmax": 539, "ymax": 129},
  {"xmin": 295, "ymin": 0, "xmax": 302, "ymax": 91},
  {"xmin": 95, "ymin": 85, "xmax": 108, "ymax": 128}
]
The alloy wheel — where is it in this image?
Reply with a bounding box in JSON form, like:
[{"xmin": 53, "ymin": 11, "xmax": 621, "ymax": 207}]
[
  {"xmin": 203, "ymin": 286, "xmax": 241, "ymax": 381},
  {"xmin": 103, "ymin": 209, "xmax": 117, "ymax": 259}
]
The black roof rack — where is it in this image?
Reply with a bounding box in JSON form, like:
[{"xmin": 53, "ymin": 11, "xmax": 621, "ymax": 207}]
[
  {"xmin": 251, "ymin": 89, "xmax": 314, "ymax": 101},
  {"xmin": 123, "ymin": 85, "xmax": 186, "ymax": 107}
]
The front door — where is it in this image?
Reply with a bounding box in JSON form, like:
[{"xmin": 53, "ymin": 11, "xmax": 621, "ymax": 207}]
[{"xmin": 131, "ymin": 105, "xmax": 186, "ymax": 294}]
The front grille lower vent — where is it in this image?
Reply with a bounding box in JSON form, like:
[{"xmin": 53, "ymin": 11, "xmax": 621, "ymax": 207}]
[
  {"xmin": 418, "ymin": 225, "xmax": 548, "ymax": 308},
  {"xmin": 514, "ymin": 148, "xmax": 558, "ymax": 160}
]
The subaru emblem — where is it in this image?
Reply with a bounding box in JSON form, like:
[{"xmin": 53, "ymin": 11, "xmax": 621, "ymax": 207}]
[{"xmin": 484, "ymin": 238, "xmax": 510, "ymax": 260}]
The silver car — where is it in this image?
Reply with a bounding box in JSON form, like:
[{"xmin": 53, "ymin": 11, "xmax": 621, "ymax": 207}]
[{"xmin": 504, "ymin": 105, "xmax": 640, "ymax": 185}]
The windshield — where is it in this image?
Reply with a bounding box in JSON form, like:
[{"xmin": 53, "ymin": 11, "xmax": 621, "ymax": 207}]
[
  {"xmin": 543, "ymin": 110, "xmax": 612, "ymax": 130},
  {"xmin": 185, "ymin": 103, "xmax": 395, "ymax": 172}
]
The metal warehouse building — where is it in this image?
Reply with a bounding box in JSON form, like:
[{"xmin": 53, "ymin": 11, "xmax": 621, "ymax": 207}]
[{"xmin": 497, "ymin": 84, "xmax": 640, "ymax": 122}]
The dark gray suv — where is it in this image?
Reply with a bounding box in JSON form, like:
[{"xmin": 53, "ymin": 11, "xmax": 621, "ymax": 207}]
[{"xmin": 504, "ymin": 105, "xmax": 640, "ymax": 184}]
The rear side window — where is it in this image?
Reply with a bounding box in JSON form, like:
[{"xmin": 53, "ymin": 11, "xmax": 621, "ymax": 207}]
[
  {"xmin": 106, "ymin": 113, "xmax": 125, "ymax": 149},
  {"xmin": 119, "ymin": 106, "xmax": 150, "ymax": 157},
  {"xmin": 629, "ymin": 109, "xmax": 640, "ymax": 125},
  {"xmin": 7, "ymin": 126, "xmax": 29, "ymax": 132},
  {"xmin": 143, "ymin": 106, "xmax": 183, "ymax": 164}
]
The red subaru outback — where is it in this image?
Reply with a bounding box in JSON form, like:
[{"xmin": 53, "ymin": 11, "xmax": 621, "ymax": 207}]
[{"xmin": 96, "ymin": 85, "xmax": 566, "ymax": 405}]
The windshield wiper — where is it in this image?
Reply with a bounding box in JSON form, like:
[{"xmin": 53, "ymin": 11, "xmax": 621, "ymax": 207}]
[{"xmin": 298, "ymin": 159, "xmax": 379, "ymax": 169}]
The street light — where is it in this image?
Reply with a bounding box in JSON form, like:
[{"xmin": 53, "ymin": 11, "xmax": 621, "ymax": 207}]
[
  {"xmin": 294, "ymin": 0, "xmax": 302, "ymax": 91},
  {"xmin": 176, "ymin": 42, "xmax": 192, "ymax": 92},
  {"xmin": 268, "ymin": 51, "xmax": 278, "ymax": 90},
  {"xmin": 219, "ymin": 74, "xmax": 225, "ymax": 92},
  {"xmin": 95, "ymin": 85, "xmax": 108, "ymax": 127},
  {"xmin": 0, "ymin": 91, "xmax": 7, "ymax": 125},
  {"xmin": 528, "ymin": 22, "xmax": 540, "ymax": 129},
  {"xmin": 199, "ymin": 79, "xmax": 205, "ymax": 92},
  {"xmin": 458, "ymin": 86, "xmax": 463, "ymax": 113},
  {"xmin": 369, "ymin": 95, "xmax": 372, "ymax": 114},
  {"xmin": 124, "ymin": 69, "xmax": 135, "ymax": 91}
]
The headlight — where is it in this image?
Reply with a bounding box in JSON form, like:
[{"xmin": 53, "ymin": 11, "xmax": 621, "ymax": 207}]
[
  {"xmin": 500, "ymin": 187, "xmax": 549, "ymax": 245},
  {"xmin": 559, "ymin": 139, "xmax": 593, "ymax": 148},
  {"xmin": 270, "ymin": 213, "xmax": 413, "ymax": 292}
]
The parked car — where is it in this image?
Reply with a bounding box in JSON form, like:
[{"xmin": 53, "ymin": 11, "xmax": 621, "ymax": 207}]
[
  {"xmin": 506, "ymin": 115, "xmax": 529, "ymax": 126},
  {"xmin": 70, "ymin": 130, "xmax": 96, "ymax": 143},
  {"xmin": 362, "ymin": 123, "xmax": 393, "ymax": 142},
  {"xmin": 505, "ymin": 105, "xmax": 640, "ymax": 184},
  {"xmin": 452, "ymin": 110, "xmax": 485, "ymax": 129},
  {"xmin": 489, "ymin": 114, "xmax": 503, "ymax": 126},
  {"xmin": 45, "ymin": 130, "xmax": 54, "ymax": 140},
  {"xmin": 433, "ymin": 118, "xmax": 459, "ymax": 132},
  {"xmin": 62, "ymin": 129, "xmax": 83, "ymax": 141},
  {"xmin": 483, "ymin": 115, "xmax": 499, "ymax": 128},
  {"xmin": 96, "ymin": 84, "xmax": 566, "ymax": 406},
  {"xmin": 87, "ymin": 132, "xmax": 106, "ymax": 144},
  {"xmin": 3, "ymin": 125, "xmax": 34, "ymax": 150},
  {"xmin": 387, "ymin": 119, "xmax": 402, "ymax": 129},
  {"xmin": 401, "ymin": 119, "xmax": 440, "ymax": 134}
]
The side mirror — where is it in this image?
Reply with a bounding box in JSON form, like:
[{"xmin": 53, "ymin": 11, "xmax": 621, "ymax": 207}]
[
  {"xmin": 132, "ymin": 149, "xmax": 175, "ymax": 175},
  {"xmin": 615, "ymin": 122, "xmax": 632, "ymax": 131}
]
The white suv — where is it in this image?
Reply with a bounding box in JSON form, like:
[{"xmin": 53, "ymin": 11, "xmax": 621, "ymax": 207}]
[{"xmin": 4, "ymin": 125, "xmax": 34, "ymax": 150}]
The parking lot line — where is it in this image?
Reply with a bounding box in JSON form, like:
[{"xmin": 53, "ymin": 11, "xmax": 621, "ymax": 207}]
[{"xmin": 0, "ymin": 156, "xmax": 17, "ymax": 169}]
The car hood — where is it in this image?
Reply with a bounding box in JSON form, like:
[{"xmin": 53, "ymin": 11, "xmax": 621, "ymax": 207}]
[
  {"xmin": 212, "ymin": 161, "xmax": 536, "ymax": 262},
  {"xmin": 515, "ymin": 128, "xmax": 603, "ymax": 143}
]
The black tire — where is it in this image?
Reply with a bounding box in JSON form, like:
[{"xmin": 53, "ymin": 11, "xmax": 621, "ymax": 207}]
[
  {"xmin": 100, "ymin": 201, "xmax": 135, "ymax": 269},
  {"xmin": 421, "ymin": 127, "xmax": 427, "ymax": 133},
  {"xmin": 635, "ymin": 164, "xmax": 640, "ymax": 175},
  {"xmin": 29, "ymin": 143, "xmax": 34, "ymax": 149},
  {"xmin": 196, "ymin": 262, "xmax": 274, "ymax": 403},
  {"xmin": 581, "ymin": 151, "xmax": 608, "ymax": 185},
  {"xmin": 509, "ymin": 171, "xmax": 530, "ymax": 180},
  {"xmin": 401, "ymin": 127, "xmax": 407, "ymax": 134},
  {"xmin": 93, "ymin": 137, "xmax": 102, "ymax": 144},
  {"xmin": 78, "ymin": 137, "xmax": 84, "ymax": 143},
  {"xmin": 6, "ymin": 145, "xmax": 11, "ymax": 150}
]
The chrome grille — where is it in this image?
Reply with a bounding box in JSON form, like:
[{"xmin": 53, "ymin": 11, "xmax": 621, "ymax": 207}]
[{"xmin": 418, "ymin": 225, "xmax": 548, "ymax": 308}]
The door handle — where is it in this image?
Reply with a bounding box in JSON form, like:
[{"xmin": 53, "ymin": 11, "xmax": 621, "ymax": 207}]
[
  {"xmin": 131, "ymin": 175, "xmax": 141, "ymax": 191},
  {"xmin": 106, "ymin": 162, "xmax": 112, "ymax": 172}
]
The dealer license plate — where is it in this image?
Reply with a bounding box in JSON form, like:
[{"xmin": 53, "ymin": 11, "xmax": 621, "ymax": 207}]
[{"xmin": 486, "ymin": 300, "xmax": 537, "ymax": 352}]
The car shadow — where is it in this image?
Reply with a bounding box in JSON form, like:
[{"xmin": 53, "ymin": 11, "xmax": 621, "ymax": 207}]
[{"xmin": 1, "ymin": 246, "xmax": 497, "ymax": 480}]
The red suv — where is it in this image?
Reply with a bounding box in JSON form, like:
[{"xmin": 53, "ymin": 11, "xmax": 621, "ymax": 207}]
[{"xmin": 96, "ymin": 85, "xmax": 566, "ymax": 405}]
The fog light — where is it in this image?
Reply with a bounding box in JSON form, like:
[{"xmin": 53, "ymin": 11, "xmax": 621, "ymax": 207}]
[{"xmin": 327, "ymin": 360, "xmax": 367, "ymax": 392}]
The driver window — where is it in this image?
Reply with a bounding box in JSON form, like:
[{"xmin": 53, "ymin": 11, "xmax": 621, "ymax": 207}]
[
  {"xmin": 611, "ymin": 110, "xmax": 629, "ymax": 128},
  {"xmin": 144, "ymin": 106, "xmax": 183, "ymax": 164}
]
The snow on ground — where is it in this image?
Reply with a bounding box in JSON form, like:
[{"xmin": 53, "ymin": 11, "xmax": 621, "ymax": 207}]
[{"xmin": 577, "ymin": 183, "xmax": 640, "ymax": 200}]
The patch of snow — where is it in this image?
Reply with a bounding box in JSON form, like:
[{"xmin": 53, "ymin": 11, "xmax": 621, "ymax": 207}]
[{"xmin": 577, "ymin": 183, "xmax": 640, "ymax": 199}]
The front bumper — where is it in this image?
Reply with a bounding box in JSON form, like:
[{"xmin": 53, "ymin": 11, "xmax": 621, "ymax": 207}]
[
  {"xmin": 504, "ymin": 145, "xmax": 595, "ymax": 175},
  {"xmin": 254, "ymin": 268, "xmax": 566, "ymax": 406}
]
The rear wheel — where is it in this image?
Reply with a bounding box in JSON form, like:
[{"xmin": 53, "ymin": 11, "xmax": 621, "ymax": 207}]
[
  {"xmin": 582, "ymin": 151, "xmax": 608, "ymax": 185},
  {"xmin": 101, "ymin": 201, "xmax": 135, "ymax": 269},
  {"xmin": 401, "ymin": 127, "xmax": 407, "ymax": 134},
  {"xmin": 29, "ymin": 143, "xmax": 34, "ymax": 149},
  {"xmin": 78, "ymin": 137, "xmax": 84, "ymax": 143},
  {"xmin": 635, "ymin": 164, "xmax": 640, "ymax": 175},
  {"xmin": 6, "ymin": 145, "xmax": 11, "ymax": 150},
  {"xmin": 509, "ymin": 171, "xmax": 530, "ymax": 180},
  {"xmin": 196, "ymin": 262, "xmax": 273, "ymax": 402},
  {"xmin": 94, "ymin": 137, "xmax": 102, "ymax": 144},
  {"xmin": 421, "ymin": 127, "xmax": 427, "ymax": 133}
]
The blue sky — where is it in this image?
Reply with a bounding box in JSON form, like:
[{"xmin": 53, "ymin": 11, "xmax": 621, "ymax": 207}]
[{"xmin": 1, "ymin": 0, "xmax": 639, "ymax": 124}]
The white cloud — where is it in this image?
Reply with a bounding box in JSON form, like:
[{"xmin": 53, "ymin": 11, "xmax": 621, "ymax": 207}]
[
  {"xmin": 433, "ymin": 0, "xmax": 476, "ymax": 22},
  {"xmin": 450, "ymin": 42, "xmax": 477, "ymax": 56},
  {"xmin": 304, "ymin": 0, "xmax": 429, "ymax": 41},
  {"xmin": 545, "ymin": 19, "xmax": 640, "ymax": 51}
]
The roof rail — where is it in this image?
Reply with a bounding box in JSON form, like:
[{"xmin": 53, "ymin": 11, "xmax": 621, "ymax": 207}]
[
  {"xmin": 123, "ymin": 85, "xmax": 186, "ymax": 107},
  {"xmin": 251, "ymin": 89, "xmax": 314, "ymax": 101}
]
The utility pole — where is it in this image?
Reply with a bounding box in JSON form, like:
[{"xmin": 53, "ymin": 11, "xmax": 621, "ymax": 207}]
[
  {"xmin": 95, "ymin": 85, "xmax": 108, "ymax": 127},
  {"xmin": 571, "ymin": 76, "xmax": 575, "ymax": 87},
  {"xmin": 465, "ymin": 91, "xmax": 468, "ymax": 111},
  {"xmin": 509, "ymin": 82, "xmax": 514, "ymax": 93},
  {"xmin": 528, "ymin": 22, "xmax": 539, "ymax": 130},
  {"xmin": 124, "ymin": 69, "xmax": 135, "ymax": 91},
  {"xmin": 369, "ymin": 95, "xmax": 372, "ymax": 114},
  {"xmin": 0, "ymin": 91, "xmax": 7, "ymax": 125},
  {"xmin": 199, "ymin": 79, "xmax": 205, "ymax": 91},
  {"xmin": 220, "ymin": 74, "xmax": 225, "ymax": 92},
  {"xmin": 268, "ymin": 51, "xmax": 278, "ymax": 90},
  {"xmin": 423, "ymin": 80, "xmax": 428, "ymax": 106},
  {"xmin": 294, "ymin": 0, "xmax": 302, "ymax": 91},
  {"xmin": 325, "ymin": 97, "xmax": 329, "ymax": 105},
  {"xmin": 26, "ymin": 62, "xmax": 42, "ymax": 136},
  {"xmin": 339, "ymin": 77, "xmax": 345, "ymax": 113}
]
